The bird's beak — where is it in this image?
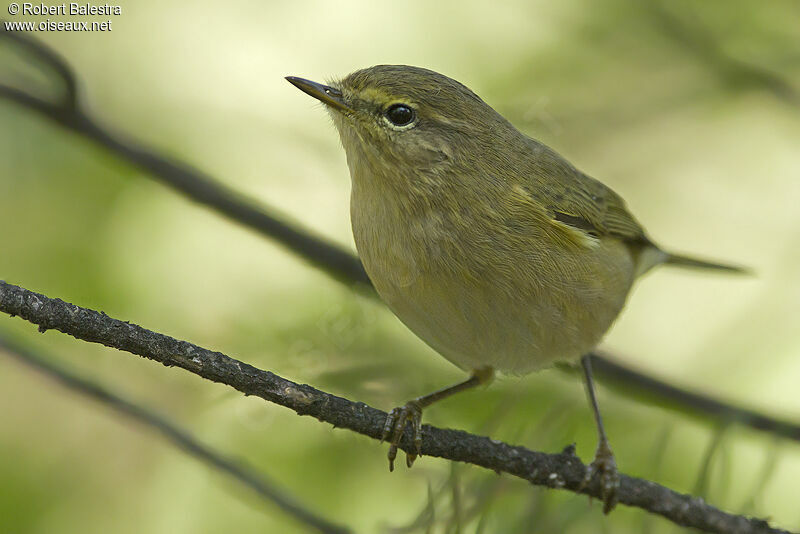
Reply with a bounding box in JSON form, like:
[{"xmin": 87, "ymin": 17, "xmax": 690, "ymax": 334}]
[{"xmin": 285, "ymin": 76, "xmax": 353, "ymax": 114}]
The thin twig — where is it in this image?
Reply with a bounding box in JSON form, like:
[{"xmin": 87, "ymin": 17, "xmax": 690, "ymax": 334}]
[
  {"xmin": 0, "ymin": 334, "xmax": 351, "ymax": 534},
  {"xmin": 1, "ymin": 31, "xmax": 799, "ymax": 449},
  {"xmin": 0, "ymin": 281, "xmax": 792, "ymax": 534},
  {"xmin": 0, "ymin": 23, "xmax": 77, "ymax": 108},
  {"xmin": 693, "ymin": 424, "xmax": 729, "ymax": 498}
]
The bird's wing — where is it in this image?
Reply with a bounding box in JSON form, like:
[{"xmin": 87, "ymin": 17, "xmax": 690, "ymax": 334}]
[
  {"xmin": 517, "ymin": 140, "xmax": 749, "ymax": 275},
  {"xmin": 549, "ymin": 175, "xmax": 649, "ymax": 244},
  {"xmin": 523, "ymin": 141, "xmax": 651, "ymax": 246}
]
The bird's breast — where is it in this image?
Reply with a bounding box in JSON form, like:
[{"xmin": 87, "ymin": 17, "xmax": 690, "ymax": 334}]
[{"xmin": 349, "ymin": 175, "xmax": 635, "ymax": 374}]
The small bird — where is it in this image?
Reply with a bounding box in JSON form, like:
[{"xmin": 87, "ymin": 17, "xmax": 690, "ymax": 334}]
[{"xmin": 286, "ymin": 65, "xmax": 745, "ymax": 512}]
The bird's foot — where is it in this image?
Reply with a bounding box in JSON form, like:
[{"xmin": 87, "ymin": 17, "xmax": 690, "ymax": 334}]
[
  {"xmin": 381, "ymin": 401, "xmax": 423, "ymax": 471},
  {"xmin": 581, "ymin": 439, "xmax": 620, "ymax": 514}
]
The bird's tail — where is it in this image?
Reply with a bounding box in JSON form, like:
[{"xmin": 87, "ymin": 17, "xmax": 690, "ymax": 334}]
[{"xmin": 664, "ymin": 252, "xmax": 751, "ymax": 274}]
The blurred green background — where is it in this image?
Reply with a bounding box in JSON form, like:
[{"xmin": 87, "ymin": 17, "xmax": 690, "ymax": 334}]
[{"xmin": 2, "ymin": 0, "xmax": 800, "ymax": 532}]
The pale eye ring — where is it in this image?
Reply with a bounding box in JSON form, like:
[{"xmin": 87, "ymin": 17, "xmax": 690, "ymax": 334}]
[{"xmin": 384, "ymin": 104, "xmax": 415, "ymax": 126}]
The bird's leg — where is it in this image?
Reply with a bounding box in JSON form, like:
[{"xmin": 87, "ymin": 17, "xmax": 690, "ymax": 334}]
[
  {"xmin": 580, "ymin": 354, "xmax": 620, "ymax": 513},
  {"xmin": 382, "ymin": 367, "xmax": 494, "ymax": 471}
]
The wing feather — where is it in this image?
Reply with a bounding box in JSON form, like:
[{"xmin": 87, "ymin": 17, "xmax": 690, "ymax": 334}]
[{"xmin": 521, "ymin": 138, "xmax": 650, "ymax": 246}]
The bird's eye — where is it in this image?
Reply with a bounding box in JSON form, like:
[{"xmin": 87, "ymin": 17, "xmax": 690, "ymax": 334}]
[{"xmin": 385, "ymin": 104, "xmax": 415, "ymax": 127}]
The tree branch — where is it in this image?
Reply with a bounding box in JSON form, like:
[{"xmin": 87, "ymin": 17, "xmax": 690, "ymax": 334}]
[
  {"xmin": 0, "ymin": 280, "xmax": 792, "ymax": 534},
  {"xmin": 1, "ymin": 27, "xmax": 798, "ymax": 450},
  {"xmin": 0, "ymin": 334, "xmax": 351, "ymax": 534},
  {"xmin": 0, "ymin": 25, "xmax": 77, "ymax": 108},
  {"xmin": 588, "ymin": 354, "xmax": 800, "ymax": 442},
  {"xmin": 0, "ymin": 84, "xmax": 370, "ymax": 289},
  {"xmin": 2, "ymin": 23, "xmax": 369, "ymax": 288}
]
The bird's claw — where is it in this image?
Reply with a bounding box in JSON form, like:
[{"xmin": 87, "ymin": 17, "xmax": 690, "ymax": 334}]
[
  {"xmin": 381, "ymin": 401, "xmax": 423, "ymax": 471},
  {"xmin": 580, "ymin": 440, "xmax": 620, "ymax": 514}
]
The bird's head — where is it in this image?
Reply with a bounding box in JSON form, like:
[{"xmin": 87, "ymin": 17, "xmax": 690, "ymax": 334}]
[{"xmin": 287, "ymin": 65, "xmax": 515, "ymax": 180}]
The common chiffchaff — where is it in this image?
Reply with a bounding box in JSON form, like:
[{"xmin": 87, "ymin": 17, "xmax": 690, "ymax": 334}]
[{"xmin": 287, "ymin": 65, "xmax": 744, "ymax": 512}]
